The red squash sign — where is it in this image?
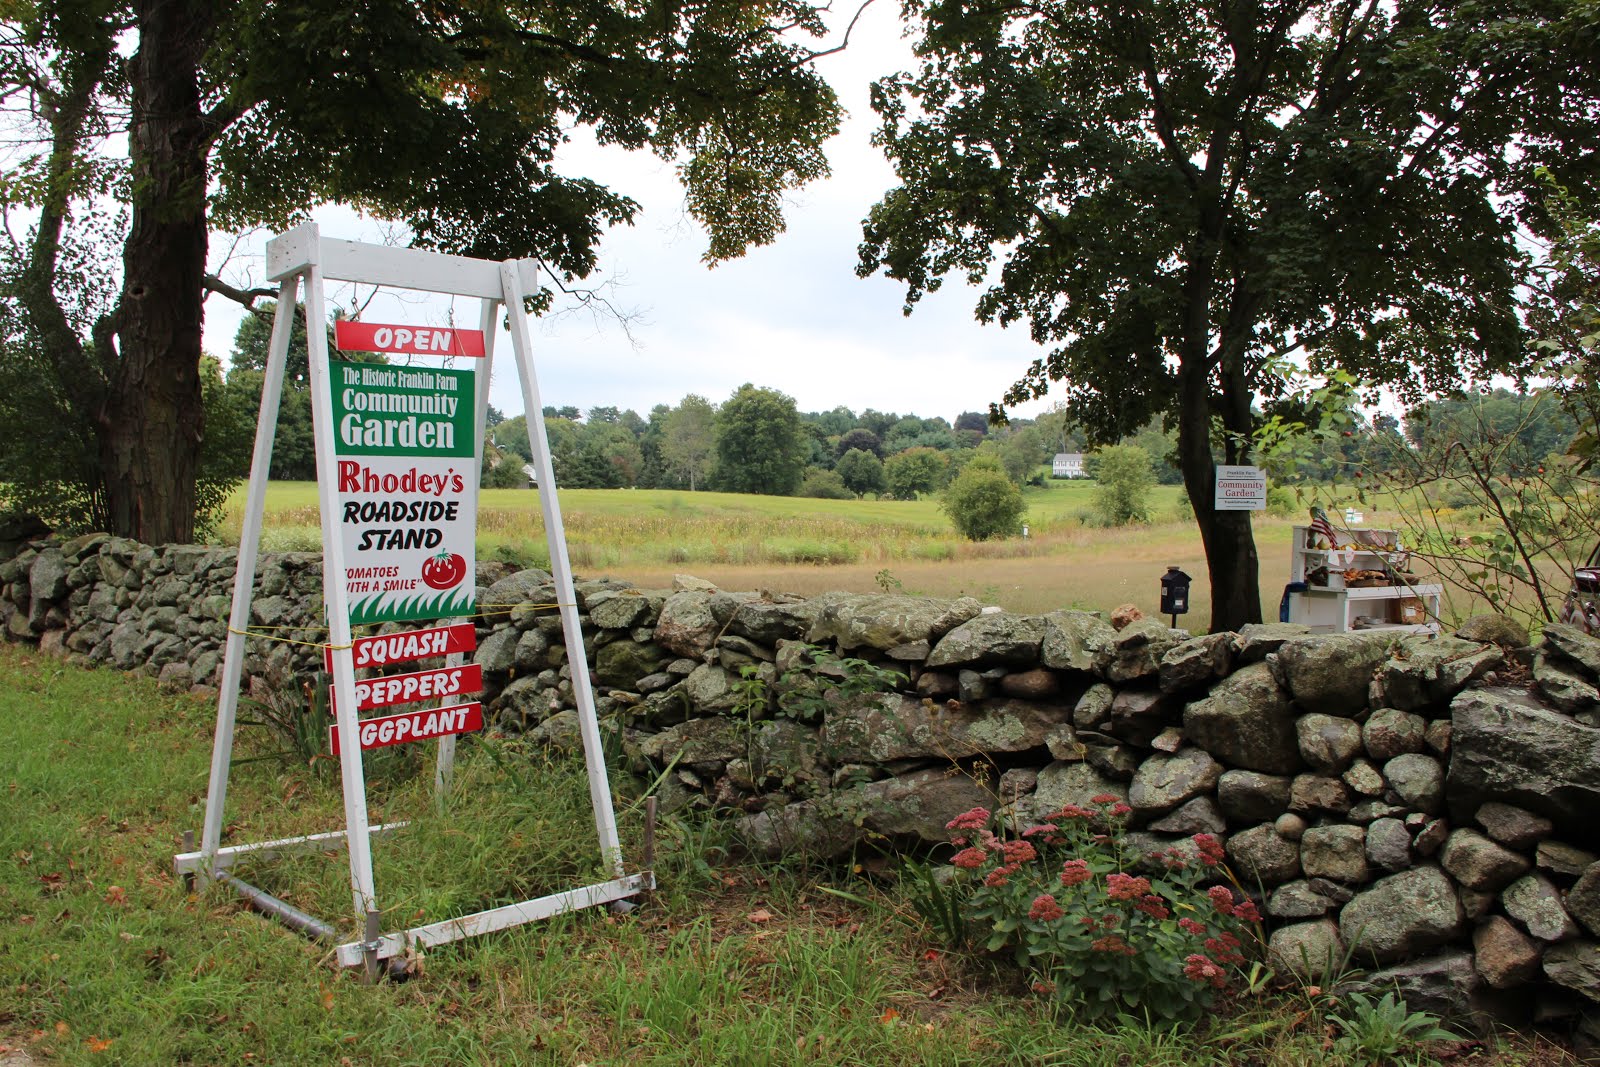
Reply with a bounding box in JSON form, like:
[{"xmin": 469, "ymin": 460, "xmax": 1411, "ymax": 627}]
[{"xmin": 326, "ymin": 622, "xmax": 477, "ymax": 672}]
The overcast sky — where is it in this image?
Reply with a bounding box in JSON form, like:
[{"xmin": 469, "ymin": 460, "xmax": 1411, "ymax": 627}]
[{"xmin": 200, "ymin": 4, "xmax": 1057, "ymax": 425}]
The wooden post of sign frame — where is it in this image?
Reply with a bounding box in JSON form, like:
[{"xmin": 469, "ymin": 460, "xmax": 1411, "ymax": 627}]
[{"xmin": 175, "ymin": 223, "xmax": 650, "ymax": 971}]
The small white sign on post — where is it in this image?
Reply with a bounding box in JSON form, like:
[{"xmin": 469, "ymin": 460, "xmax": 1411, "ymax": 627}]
[{"xmin": 1214, "ymin": 465, "xmax": 1267, "ymax": 511}]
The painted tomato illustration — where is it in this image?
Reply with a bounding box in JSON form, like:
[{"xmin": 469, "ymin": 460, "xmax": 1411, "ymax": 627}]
[{"xmin": 420, "ymin": 551, "xmax": 467, "ymax": 590}]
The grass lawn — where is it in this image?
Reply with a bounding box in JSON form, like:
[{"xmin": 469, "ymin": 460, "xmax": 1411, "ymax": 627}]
[{"xmin": 0, "ymin": 648, "xmax": 1577, "ymax": 1066}]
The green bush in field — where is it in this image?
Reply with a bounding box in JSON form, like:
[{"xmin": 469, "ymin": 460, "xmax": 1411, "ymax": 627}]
[
  {"xmin": 885, "ymin": 446, "xmax": 948, "ymax": 499},
  {"xmin": 942, "ymin": 453, "xmax": 1025, "ymax": 540},
  {"xmin": 835, "ymin": 447, "xmax": 887, "ymax": 497},
  {"xmin": 799, "ymin": 467, "xmax": 853, "ymax": 499},
  {"xmin": 1092, "ymin": 444, "xmax": 1155, "ymax": 526},
  {"xmin": 1265, "ymin": 485, "xmax": 1295, "ymax": 517}
]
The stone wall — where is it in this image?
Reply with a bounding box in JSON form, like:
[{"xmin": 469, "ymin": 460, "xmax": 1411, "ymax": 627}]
[{"xmin": 5, "ymin": 531, "xmax": 1600, "ymax": 1038}]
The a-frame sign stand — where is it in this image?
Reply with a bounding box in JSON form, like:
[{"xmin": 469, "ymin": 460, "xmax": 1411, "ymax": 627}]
[{"xmin": 175, "ymin": 223, "xmax": 650, "ymax": 974}]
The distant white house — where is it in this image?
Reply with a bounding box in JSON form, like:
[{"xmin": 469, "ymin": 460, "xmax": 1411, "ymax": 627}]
[
  {"xmin": 1052, "ymin": 452, "xmax": 1086, "ymax": 478},
  {"xmin": 521, "ymin": 463, "xmax": 539, "ymax": 489}
]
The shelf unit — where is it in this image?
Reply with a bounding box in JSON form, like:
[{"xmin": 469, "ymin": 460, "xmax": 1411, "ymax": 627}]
[{"xmin": 1285, "ymin": 525, "xmax": 1442, "ymax": 635}]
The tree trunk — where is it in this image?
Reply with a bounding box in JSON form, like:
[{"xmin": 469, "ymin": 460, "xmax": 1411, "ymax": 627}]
[
  {"xmin": 105, "ymin": 0, "xmax": 215, "ymax": 543},
  {"xmin": 1176, "ymin": 196, "xmax": 1264, "ymax": 635}
]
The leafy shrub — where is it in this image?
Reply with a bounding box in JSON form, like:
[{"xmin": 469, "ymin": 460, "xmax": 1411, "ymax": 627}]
[
  {"xmin": 925, "ymin": 799, "xmax": 1259, "ymax": 1023},
  {"xmin": 1265, "ymin": 485, "xmax": 1295, "ymax": 517},
  {"xmin": 1329, "ymin": 992, "xmax": 1456, "ymax": 1066},
  {"xmin": 942, "ymin": 453, "xmax": 1026, "ymax": 540},
  {"xmin": 1092, "ymin": 444, "xmax": 1156, "ymax": 526},
  {"xmin": 798, "ymin": 467, "xmax": 854, "ymax": 499}
]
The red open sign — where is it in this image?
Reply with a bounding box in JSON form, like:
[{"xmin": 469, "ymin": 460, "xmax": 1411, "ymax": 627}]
[{"xmin": 334, "ymin": 321, "xmax": 485, "ymax": 357}]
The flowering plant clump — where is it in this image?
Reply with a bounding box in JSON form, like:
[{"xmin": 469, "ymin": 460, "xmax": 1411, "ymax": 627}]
[{"xmin": 940, "ymin": 797, "xmax": 1260, "ymax": 1023}]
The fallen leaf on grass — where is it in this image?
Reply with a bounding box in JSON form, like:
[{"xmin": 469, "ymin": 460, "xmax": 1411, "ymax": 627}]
[
  {"xmin": 104, "ymin": 885, "xmax": 127, "ymax": 906},
  {"xmin": 746, "ymin": 909, "xmax": 772, "ymax": 924},
  {"xmin": 54, "ymin": 1022, "xmax": 70, "ymax": 1037},
  {"xmin": 321, "ymin": 986, "xmax": 335, "ymax": 1012},
  {"xmin": 84, "ymin": 1036, "xmax": 113, "ymax": 1053},
  {"xmin": 880, "ymin": 1008, "xmax": 899, "ymax": 1024}
]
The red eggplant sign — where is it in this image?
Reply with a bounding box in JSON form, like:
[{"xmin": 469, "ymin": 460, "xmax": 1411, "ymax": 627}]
[{"xmin": 329, "ymin": 702, "xmax": 484, "ymax": 754}]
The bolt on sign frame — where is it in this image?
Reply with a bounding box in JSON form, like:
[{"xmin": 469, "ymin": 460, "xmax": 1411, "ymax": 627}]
[{"xmin": 174, "ymin": 223, "xmax": 650, "ymax": 974}]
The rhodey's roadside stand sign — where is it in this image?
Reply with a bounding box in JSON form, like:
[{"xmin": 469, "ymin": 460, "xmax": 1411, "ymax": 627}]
[{"xmin": 330, "ymin": 325, "xmax": 480, "ymax": 625}]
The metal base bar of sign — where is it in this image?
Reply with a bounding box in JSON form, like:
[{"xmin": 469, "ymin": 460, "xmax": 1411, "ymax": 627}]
[
  {"xmin": 218, "ymin": 873, "xmax": 337, "ymax": 943},
  {"xmin": 332, "ymin": 873, "xmax": 654, "ymax": 969},
  {"xmin": 173, "ymin": 822, "xmax": 409, "ymax": 876}
]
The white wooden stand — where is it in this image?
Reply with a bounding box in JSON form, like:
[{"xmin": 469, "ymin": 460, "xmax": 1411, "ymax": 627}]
[
  {"xmin": 1285, "ymin": 524, "xmax": 1443, "ymax": 634},
  {"xmin": 175, "ymin": 224, "xmax": 650, "ymax": 973}
]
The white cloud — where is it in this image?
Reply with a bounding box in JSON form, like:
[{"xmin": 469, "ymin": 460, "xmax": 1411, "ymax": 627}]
[{"xmin": 202, "ymin": 5, "xmax": 1060, "ymax": 425}]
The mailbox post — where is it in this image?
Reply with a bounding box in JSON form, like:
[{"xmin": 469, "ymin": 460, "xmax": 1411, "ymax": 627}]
[{"xmin": 1160, "ymin": 566, "xmax": 1192, "ymax": 629}]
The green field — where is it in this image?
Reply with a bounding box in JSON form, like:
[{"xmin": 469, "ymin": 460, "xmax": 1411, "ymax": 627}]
[{"xmin": 219, "ymin": 479, "xmax": 1451, "ymax": 624}]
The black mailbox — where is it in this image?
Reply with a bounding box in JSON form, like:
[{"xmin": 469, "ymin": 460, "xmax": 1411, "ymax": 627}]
[{"xmin": 1159, "ymin": 566, "xmax": 1192, "ymax": 623}]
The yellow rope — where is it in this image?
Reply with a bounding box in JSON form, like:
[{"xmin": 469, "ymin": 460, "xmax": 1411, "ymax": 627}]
[{"xmin": 225, "ymin": 601, "xmax": 578, "ymax": 650}]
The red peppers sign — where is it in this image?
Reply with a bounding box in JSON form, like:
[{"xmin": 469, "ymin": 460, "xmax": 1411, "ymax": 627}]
[{"xmin": 329, "ymin": 326, "xmax": 482, "ymax": 625}]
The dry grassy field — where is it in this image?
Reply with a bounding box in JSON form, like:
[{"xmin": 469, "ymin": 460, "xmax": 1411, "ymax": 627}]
[{"xmin": 217, "ymin": 478, "xmax": 1441, "ymax": 623}]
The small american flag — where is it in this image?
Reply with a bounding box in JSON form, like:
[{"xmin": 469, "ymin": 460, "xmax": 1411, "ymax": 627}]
[{"xmin": 1309, "ymin": 505, "xmax": 1340, "ymax": 549}]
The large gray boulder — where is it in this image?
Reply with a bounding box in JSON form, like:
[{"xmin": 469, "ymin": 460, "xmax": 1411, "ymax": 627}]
[
  {"xmin": 1568, "ymin": 865, "xmax": 1600, "ymax": 937},
  {"xmin": 637, "ymin": 717, "xmax": 745, "ymax": 766},
  {"xmin": 1268, "ymin": 919, "xmax": 1344, "ymax": 981},
  {"xmin": 1030, "ymin": 761, "xmax": 1126, "ymax": 821},
  {"xmin": 586, "ymin": 590, "xmax": 656, "ymax": 631},
  {"xmin": 480, "ymin": 568, "xmax": 554, "ymax": 624},
  {"xmin": 732, "ymin": 767, "xmax": 994, "ymax": 860},
  {"xmin": 1502, "ymin": 873, "xmax": 1580, "ymax": 942},
  {"xmin": 1274, "ymin": 633, "xmax": 1395, "ymax": 715},
  {"xmin": 1543, "ymin": 622, "xmax": 1600, "ymax": 680},
  {"xmin": 1546, "ymin": 941, "xmax": 1600, "ymax": 1003},
  {"xmin": 1040, "ymin": 611, "xmax": 1115, "ymax": 673},
  {"xmin": 1449, "ymin": 687, "xmax": 1600, "ymax": 844},
  {"xmin": 1296, "ymin": 713, "xmax": 1363, "ymax": 774},
  {"xmin": 1127, "ymin": 748, "xmax": 1222, "ymax": 816},
  {"xmin": 28, "ymin": 548, "xmax": 68, "ymax": 602},
  {"xmin": 1228, "ymin": 823, "xmax": 1303, "ymax": 885},
  {"xmin": 1439, "ymin": 829, "xmax": 1530, "ymax": 892},
  {"xmin": 1217, "ymin": 769, "xmax": 1293, "ymax": 823},
  {"xmin": 1095, "ymin": 618, "xmax": 1189, "ymax": 683},
  {"xmin": 1183, "ymin": 661, "xmax": 1301, "ymax": 773},
  {"xmin": 819, "ymin": 694, "xmax": 1071, "ymax": 764},
  {"xmin": 1338, "ymin": 951, "xmax": 1484, "ymax": 1028},
  {"xmin": 1158, "ymin": 632, "xmax": 1234, "ymax": 692},
  {"xmin": 926, "ymin": 613, "xmax": 1048, "ymax": 668},
  {"xmin": 1474, "ymin": 916, "xmax": 1542, "ymax": 989},
  {"xmin": 654, "ymin": 591, "xmax": 720, "ymax": 658},
  {"xmin": 729, "ymin": 597, "xmax": 818, "ymax": 645},
  {"xmin": 1533, "ymin": 653, "xmax": 1600, "ymax": 715},
  {"xmin": 808, "ymin": 593, "xmax": 983, "ymax": 652},
  {"xmin": 1233, "ymin": 623, "xmax": 1311, "ymax": 664},
  {"xmin": 1340, "ymin": 866, "xmax": 1464, "ymax": 964},
  {"xmin": 1376, "ymin": 635, "xmax": 1503, "ymax": 713}
]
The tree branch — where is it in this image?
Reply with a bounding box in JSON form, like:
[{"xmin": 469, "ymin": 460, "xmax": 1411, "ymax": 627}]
[{"xmin": 202, "ymin": 273, "xmax": 274, "ymax": 308}]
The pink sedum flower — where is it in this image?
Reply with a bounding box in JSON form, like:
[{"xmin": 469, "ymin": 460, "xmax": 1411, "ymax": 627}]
[
  {"xmin": 1193, "ymin": 834, "xmax": 1226, "ymax": 867},
  {"xmin": 1059, "ymin": 859, "xmax": 1092, "ymax": 887},
  {"xmin": 1208, "ymin": 885, "xmax": 1236, "ymax": 916},
  {"xmin": 1029, "ymin": 894, "xmax": 1065, "ymax": 922},
  {"xmin": 946, "ymin": 807, "xmax": 991, "ymax": 832},
  {"xmin": 1106, "ymin": 872, "xmax": 1152, "ymax": 901},
  {"xmin": 951, "ymin": 847, "xmax": 987, "ymax": 870}
]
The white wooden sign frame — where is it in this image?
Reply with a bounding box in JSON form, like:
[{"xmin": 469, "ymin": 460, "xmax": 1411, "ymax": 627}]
[{"xmin": 174, "ymin": 223, "xmax": 648, "ymax": 974}]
